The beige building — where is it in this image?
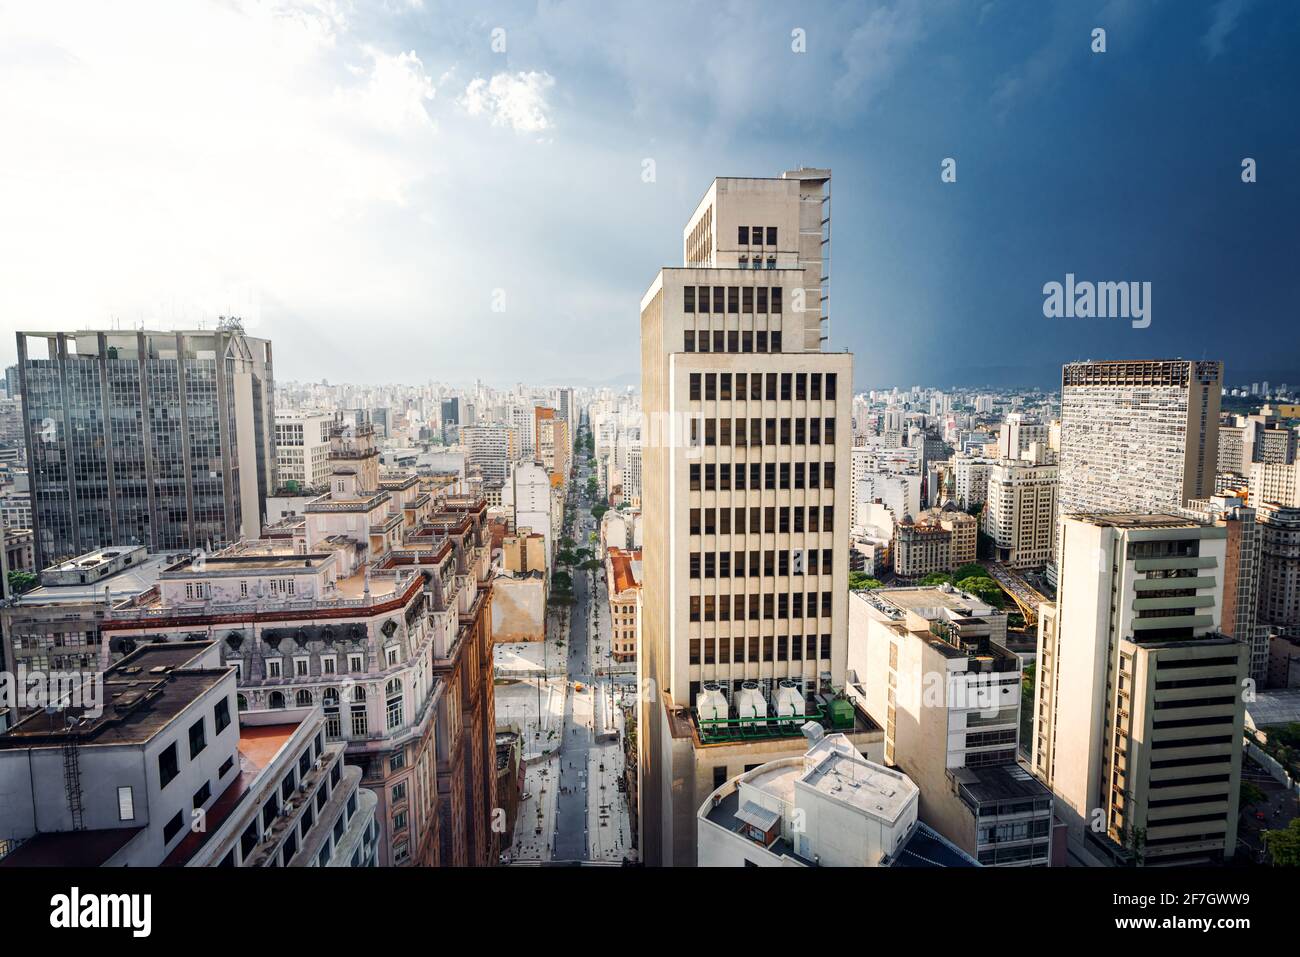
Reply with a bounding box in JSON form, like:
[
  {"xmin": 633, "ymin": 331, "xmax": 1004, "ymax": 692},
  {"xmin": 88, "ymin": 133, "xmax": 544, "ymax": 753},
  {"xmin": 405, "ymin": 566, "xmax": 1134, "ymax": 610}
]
[
  {"xmin": 1250, "ymin": 460, "xmax": 1300, "ymax": 508},
  {"xmin": 893, "ymin": 512, "xmax": 951, "ymax": 578},
  {"xmin": 639, "ymin": 169, "xmax": 867, "ymax": 867},
  {"xmin": 849, "ymin": 588, "xmax": 1053, "ymax": 865},
  {"xmin": 984, "ymin": 460, "xmax": 1058, "ymax": 569},
  {"xmin": 1033, "ymin": 514, "xmax": 1247, "ymax": 864},
  {"xmin": 605, "ymin": 547, "xmax": 642, "ymax": 663},
  {"xmin": 275, "ymin": 410, "xmax": 333, "ymax": 492}
]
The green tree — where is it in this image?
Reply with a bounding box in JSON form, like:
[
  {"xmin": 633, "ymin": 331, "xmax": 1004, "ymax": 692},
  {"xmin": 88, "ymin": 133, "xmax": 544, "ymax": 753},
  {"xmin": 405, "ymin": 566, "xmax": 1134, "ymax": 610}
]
[
  {"xmin": 1263, "ymin": 818, "xmax": 1300, "ymax": 867},
  {"xmin": 919, "ymin": 572, "xmax": 952, "ymax": 586},
  {"xmin": 7, "ymin": 570, "xmax": 38, "ymax": 595},
  {"xmin": 848, "ymin": 572, "xmax": 883, "ymax": 591},
  {"xmin": 953, "ymin": 563, "xmax": 985, "ymax": 582},
  {"xmin": 954, "ymin": 575, "xmax": 1006, "ymax": 609},
  {"xmin": 592, "ymin": 505, "xmax": 609, "ymax": 521}
]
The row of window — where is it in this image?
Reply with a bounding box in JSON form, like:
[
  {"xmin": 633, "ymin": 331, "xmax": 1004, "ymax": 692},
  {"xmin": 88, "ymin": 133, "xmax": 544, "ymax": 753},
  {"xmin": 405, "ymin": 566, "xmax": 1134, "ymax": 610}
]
[
  {"xmin": 689, "ymin": 505, "xmax": 834, "ymax": 535},
  {"xmin": 689, "ymin": 417, "xmax": 837, "ymax": 448},
  {"xmin": 684, "ymin": 285, "xmax": 783, "ymax": 314},
  {"xmin": 691, "ymin": 371, "xmax": 837, "ymax": 402},
  {"xmin": 690, "ymin": 548, "xmax": 833, "ymax": 579},
  {"xmin": 690, "ymin": 461, "xmax": 835, "ymax": 492},
  {"xmin": 737, "ymin": 226, "xmax": 777, "ymax": 246},
  {"xmin": 689, "ymin": 633, "xmax": 831, "ymax": 664},
  {"xmin": 684, "ymin": 329, "xmax": 781, "ymax": 354},
  {"xmin": 688, "ymin": 590, "xmax": 834, "ymax": 622},
  {"xmin": 158, "ymin": 695, "xmax": 233, "ymax": 789}
]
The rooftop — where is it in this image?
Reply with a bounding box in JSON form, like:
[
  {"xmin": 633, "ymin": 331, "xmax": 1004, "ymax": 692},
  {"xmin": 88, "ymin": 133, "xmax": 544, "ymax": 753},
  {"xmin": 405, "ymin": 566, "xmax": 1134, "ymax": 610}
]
[
  {"xmin": 17, "ymin": 551, "xmax": 171, "ymax": 606},
  {"xmin": 1069, "ymin": 512, "xmax": 1204, "ymax": 530},
  {"xmin": 0, "ymin": 641, "xmax": 228, "ymax": 750}
]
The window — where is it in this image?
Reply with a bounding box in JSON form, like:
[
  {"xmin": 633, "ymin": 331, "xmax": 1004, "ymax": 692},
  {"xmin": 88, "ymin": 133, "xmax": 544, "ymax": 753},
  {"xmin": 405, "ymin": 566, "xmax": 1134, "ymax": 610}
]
[
  {"xmin": 118, "ymin": 786, "xmax": 135, "ymax": 821},
  {"xmin": 241, "ymin": 822, "xmax": 260, "ymax": 859},
  {"xmin": 386, "ymin": 678, "xmax": 404, "ymax": 730},
  {"xmin": 158, "ymin": 743, "xmax": 179, "ymax": 789},
  {"xmin": 738, "ymin": 226, "xmax": 748, "ymax": 244},
  {"xmin": 163, "ymin": 811, "xmax": 185, "ymax": 844},
  {"xmin": 766, "ymin": 226, "xmax": 777, "ymax": 246},
  {"xmin": 214, "ymin": 697, "xmax": 231, "ymax": 734},
  {"xmin": 194, "ymin": 781, "xmax": 211, "ymax": 810},
  {"xmin": 684, "ymin": 286, "xmax": 695, "ymax": 313},
  {"xmin": 219, "ymin": 755, "xmax": 235, "ymax": 777},
  {"xmin": 188, "ymin": 717, "xmax": 207, "ymax": 759},
  {"xmin": 262, "ymin": 796, "xmax": 279, "ymax": 829}
]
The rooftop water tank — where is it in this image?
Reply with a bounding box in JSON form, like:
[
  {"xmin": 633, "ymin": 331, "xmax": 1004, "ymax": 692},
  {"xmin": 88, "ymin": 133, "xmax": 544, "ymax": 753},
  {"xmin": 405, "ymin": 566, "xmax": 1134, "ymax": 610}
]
[
  {"xmin": 774, "ymin": 680, "xmax": 805, "ymax": 720},
  {"xmin": 734, "ymin": 681, "xmax": 767, "ymax": 723},
  {"xmin": 696, "ymin": 683, "xmax": 728, "ymax": 723}
]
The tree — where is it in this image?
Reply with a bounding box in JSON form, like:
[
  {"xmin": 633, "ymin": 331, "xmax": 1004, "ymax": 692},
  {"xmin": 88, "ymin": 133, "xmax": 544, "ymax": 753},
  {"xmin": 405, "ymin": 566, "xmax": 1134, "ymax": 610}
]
[
  {"xmin": 7, "ymin": 570, "xmax": 38, "ymax": 595},
  {"xmin": 919, "ymin": 572, "xmax": 952, "ymax": 586},
  {"xmin": 848, "ymin": 572, "xmax": 883, "ymax": 591},
  {"xmin": 954, "ymin": 575, "xmax": 1005, "ymax": 609},
  {"xmin": 953, "ymin": 563, "xmax": 984, "ymax": 582},
  {"xmin": 592, "ymin": 505, "xmax": 609, "ymax": 521},
  {"xmin": 1263, "ymin": 818, "xmax": 1300, "ymax": 867}
]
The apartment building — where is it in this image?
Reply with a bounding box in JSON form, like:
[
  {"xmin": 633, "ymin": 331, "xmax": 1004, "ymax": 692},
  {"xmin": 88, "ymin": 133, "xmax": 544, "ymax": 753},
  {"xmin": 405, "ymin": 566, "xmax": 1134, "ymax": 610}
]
[
  {"xmin": 1184, "ymin": 495, "xmax": 1267, "ymax": 682},
  {"xmin": 1258, "ymin": 502, "xmax": 1300, "ymax": 638},
  {"xmin": 998, "ymin": 414, "xmax": 1048, "ymax": 461},
  {"xmin": 463, "ymin": 423, "xmax": 518, "ymax": 486},
  {"xmin": 849, "ymin": 587, "xmax": 1053, "ymax": 865},
  {"xmin": 1250, "ymin": 460, "xmax": 1300, "ymax": 508},
  {"xmin": 893, "ymin": 512, "xmax": 951, "ymax": 578},
  {"xmin": 1054, "ymin": 360, "xmax": 1222, "ymax": 581},
  {"xmin": 275, "ymin": 410, "xmax": 333, "ymax": 491},
  {"xmin": 984, "ymin": 460, "xmax": 1058, "ymax": 569},
  {"xmin": 605, "ymin": 546, "xmax": 642, "ymax": 663},
  {"xmin": 97, "ymin": 427, "xmax": 498, "ymax": 867},
  {"xmin": 639, "ymin": 168, "xmax": 866, "ymax": 867},
  {"xmin": 17, "ymin": 326, "xmax": 277, "ymax": 568},
  {"xmin": 1033, "ymin": 514, "xmax": 1247, "ymax": 864},
  {"xmin": 0, "ymin": 545, "xmax": 169, "ymax": 709}
]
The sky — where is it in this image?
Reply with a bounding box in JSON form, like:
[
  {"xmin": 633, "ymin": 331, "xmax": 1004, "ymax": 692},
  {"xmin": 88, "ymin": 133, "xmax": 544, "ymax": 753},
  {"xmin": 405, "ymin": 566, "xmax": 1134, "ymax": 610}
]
[{"xmin": 1, "ymin": 0, "xmax": 1296, "ymax": 391}]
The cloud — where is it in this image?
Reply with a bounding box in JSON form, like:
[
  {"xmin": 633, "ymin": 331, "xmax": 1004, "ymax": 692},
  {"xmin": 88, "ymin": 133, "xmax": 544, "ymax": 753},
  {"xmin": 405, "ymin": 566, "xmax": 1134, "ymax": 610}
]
[
  {"xmin": 1202, "ymin": 0, "xmax": 1250, "ymax": 60},
  {"xmin": 340, "ymin": 47, "xmax": 436, "ymax": 132},
  {"xmin": 833, "ymin": 1, "xmax": 928, "ymax": 107},
  {"xmin": 459, "ymin": 71, "xmax": 556, "ymax": 134}
]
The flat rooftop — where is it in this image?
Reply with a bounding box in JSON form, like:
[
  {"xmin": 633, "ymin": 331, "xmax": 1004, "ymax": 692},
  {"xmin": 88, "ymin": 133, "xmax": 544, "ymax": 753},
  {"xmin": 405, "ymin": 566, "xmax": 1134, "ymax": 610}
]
[
  {"xmin": 0, "ymin": 641, "xmax": 228, "ymax": 750},
  {"xmin": 866, "ymin": 586, "xmax": 996, "ymax": 616},
  {"xmin": 952, "ymin": 762, "xmax": 1054, "ymax": 805},
  {"xmin": 17, "ymin": 552, "xmax": 171, "ymax": 605},
  {"xmin": 800, "ymin": 743, "xmax": 916, "ymax": 822},
  {"xmin": 1069, "ymin": 512, "xmax": 1203, "ymax": 529}
]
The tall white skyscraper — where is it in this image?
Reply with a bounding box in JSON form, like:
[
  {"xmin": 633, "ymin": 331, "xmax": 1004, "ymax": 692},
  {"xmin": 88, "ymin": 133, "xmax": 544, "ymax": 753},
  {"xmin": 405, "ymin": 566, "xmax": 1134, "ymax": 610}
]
[
  {"xmin": 639, "ymin": 169, "xmax": 864, "ymax": 867},
  {"xmin": 1052, "ymin": 359, "xmax": 1221, "ymax": 580}
]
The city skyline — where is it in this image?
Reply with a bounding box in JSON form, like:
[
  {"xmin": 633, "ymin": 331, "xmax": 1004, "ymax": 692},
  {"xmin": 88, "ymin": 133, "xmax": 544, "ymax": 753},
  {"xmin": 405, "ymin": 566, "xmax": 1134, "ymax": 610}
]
[{"xmin": 2, "ymin": 1, "xmax": 1297, "ymax": 390}]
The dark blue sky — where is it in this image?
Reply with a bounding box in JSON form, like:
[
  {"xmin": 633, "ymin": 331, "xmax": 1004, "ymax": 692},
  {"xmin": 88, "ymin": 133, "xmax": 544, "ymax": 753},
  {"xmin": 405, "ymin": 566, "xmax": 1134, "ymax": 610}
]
[{"xmin": 3, "ymin": 1, "xmax": 1295, "ymax": 391}]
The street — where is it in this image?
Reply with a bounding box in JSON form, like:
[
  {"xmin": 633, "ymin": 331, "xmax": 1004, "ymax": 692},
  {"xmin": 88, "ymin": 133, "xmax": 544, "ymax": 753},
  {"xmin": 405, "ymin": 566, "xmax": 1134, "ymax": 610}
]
[{"xmin": 504, "ymin": 423, "xmax": 635, "ymax": 864}]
